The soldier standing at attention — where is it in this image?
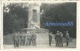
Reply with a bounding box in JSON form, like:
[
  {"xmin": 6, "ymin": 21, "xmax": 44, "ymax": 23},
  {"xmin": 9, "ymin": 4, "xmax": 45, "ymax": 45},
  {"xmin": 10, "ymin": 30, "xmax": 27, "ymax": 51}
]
[
  {"xmin": 16, "ymin": 32, "xmax": 20, "ymax": 47},
  {"xmin": 23, "ymin": 32, "xmax": 26, "ymax": 45},
  {"xmin": 13, "ymin": 32, "xmax": 16, "ymax": 47},
  {"xmin": 26, "ymin": 32, "xmax": 32, "ymax": 46},
  {"xmin": 13, "ymin": 32, "xmax": 20, "ymax": 47},
  {"xmin": 49, "ymin": 33, "xmax": 52, "ymax": 46},
  {"xmin": 19, "ymin": 32, "xmax": 22, "ymax": 45},
  {"xmin": 20, "ymin": 32, "xmax": 25, "ymax": 46},
  {"xmin": 60, "ymin": 32, "xmax": 63, "ymax": 47},
  {"xmin": 55, "ymin": 31, "xmax": 60, "ymax": 47},
  {"xmin": 32, "ymin": 32, "xmax": 37, "ymax": 46},
  {"xmin": 65, "ymin": 31, "xmax": 70, "ymax": 46}
]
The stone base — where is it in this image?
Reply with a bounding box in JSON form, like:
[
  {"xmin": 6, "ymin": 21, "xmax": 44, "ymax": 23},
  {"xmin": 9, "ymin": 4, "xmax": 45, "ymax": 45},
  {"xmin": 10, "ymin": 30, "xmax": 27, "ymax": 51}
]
[
  {"xmin": 22, "ymin": 28, "xmax": 49, "ymax": 46},
  {"xmin": 36, "ymin": 32, "xmax": 49, "ymax": 46}
]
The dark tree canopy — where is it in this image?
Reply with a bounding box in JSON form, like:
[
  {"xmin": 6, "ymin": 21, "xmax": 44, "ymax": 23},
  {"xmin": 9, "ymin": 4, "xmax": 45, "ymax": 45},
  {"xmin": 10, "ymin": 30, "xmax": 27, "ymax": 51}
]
[
  {"xmin": 3, "ymin": 3, "xmax": 28, "ymax": 35},
  {"xmin": 40, "ymin": 3, "xmax": 76, "ymax": 38}
]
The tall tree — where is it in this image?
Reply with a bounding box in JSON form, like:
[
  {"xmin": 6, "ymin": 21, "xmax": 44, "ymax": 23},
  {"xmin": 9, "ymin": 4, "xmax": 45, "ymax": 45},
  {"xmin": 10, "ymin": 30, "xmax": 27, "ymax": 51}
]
[{"xmin": 3, "ymin": 3, "xmax": 28, "ymax": 35}]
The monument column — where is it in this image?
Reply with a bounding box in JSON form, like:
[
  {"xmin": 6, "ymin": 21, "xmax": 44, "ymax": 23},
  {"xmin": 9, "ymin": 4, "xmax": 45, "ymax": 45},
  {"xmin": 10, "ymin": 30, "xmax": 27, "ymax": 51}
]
[
  {"xmin": 28, "ymin": 3, "xmax": 40, "ymax": 29},
  {"xmin": 28, "ymin": 4, "xmax": 33, "ymax": 28}
]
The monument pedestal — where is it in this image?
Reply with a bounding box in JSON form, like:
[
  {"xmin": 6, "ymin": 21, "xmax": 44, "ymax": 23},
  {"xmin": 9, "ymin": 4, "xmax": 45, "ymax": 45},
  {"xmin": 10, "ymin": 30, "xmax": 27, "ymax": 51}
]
[
  {"xmin": 25, "ymin": 28, "xmax": 49, "ymax": 46},
  {"xmin": 36, "ymin": 33, "xmax": 49, "ymax": 46}
]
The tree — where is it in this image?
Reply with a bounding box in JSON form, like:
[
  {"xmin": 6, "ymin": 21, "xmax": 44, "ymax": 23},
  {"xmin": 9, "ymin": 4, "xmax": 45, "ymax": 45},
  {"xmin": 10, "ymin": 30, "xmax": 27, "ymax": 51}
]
[
  {"xmin": 3, "ymin": 3, "xmax": 28, "ymax": 35},
  {"xmin": 40, "ymin": 3, "xmax": 76, "ymax": 38}
]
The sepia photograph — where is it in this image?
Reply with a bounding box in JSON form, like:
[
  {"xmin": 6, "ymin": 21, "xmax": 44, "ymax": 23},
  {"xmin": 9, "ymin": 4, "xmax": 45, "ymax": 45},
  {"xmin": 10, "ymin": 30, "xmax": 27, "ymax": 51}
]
[{"xmin": 3, "ymin": 2, "xmax": 76, "ymax": 48}]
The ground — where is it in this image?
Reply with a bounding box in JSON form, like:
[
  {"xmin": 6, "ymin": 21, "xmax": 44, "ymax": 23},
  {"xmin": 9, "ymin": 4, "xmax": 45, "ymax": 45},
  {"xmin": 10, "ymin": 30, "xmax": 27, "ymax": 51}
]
[{"xmin": 3, "ymin": 34, "xmax": 76, "ymax": 49}]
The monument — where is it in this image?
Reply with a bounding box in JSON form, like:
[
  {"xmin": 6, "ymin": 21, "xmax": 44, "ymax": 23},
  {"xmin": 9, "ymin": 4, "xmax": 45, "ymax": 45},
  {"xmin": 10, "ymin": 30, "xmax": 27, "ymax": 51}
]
[
  {"xmin": 26, "ymin": 3, "xmax": 49, "ymax": 46},
  {"xmin": 28, "ymin": 3, "xmax": 40, "ymax": 29}
]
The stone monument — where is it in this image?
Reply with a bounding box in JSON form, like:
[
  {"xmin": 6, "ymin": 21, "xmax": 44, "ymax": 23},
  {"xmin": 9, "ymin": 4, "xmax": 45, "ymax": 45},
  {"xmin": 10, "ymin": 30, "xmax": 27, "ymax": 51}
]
[{"xmin": 27, "ymin": 3, "xmax": 49, "ymax": 46}]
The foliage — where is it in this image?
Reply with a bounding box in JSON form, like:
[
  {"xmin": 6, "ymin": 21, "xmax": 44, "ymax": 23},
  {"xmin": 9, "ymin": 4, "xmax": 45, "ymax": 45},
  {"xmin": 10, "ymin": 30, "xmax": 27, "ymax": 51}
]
[
  {"xmin": 40, "ymin": 3, "xmax": 76, "ymax": 38},
  {"xmin": 3, "ymin": 3, "xmax": 28, "ymax": 35}
]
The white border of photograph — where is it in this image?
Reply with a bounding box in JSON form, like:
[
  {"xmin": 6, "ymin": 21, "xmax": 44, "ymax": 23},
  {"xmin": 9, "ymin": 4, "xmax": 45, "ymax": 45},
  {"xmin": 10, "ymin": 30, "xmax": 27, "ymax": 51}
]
[
  {"xmin": 1, "ymin": 0, "xmax": 80, "ymax": 51},
  {"xmin": 0, "ymin": 0, "xmax": 2, "ymax": 50}
]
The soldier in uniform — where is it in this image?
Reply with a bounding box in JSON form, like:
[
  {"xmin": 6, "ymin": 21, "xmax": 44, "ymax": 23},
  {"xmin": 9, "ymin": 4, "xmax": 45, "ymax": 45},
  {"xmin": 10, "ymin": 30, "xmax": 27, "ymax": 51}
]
[
  {"xmin": 19, "ymin": 33, "xmax": 22, "ymax": 45},
  {"xmin": 49, "ymin": 33, "xmax": 52, "ymax": 46},
  {"xmin": 55, "ymin": 31, "xmax": 60, "ymax": 47},
  {"xmin": 65, "ymin": 31, "xmax": 70, "ymax": 46},
  {"xmin": 31, "ymin": 32, "xmax": 37, "ymax": 46},
  {"xmin": 13, "ymin": 32, "xmax": 20, "ymax": 47},
  {"xmin": 60, "ymin": 32, "xmax": 63, "ymax": 47},
  {"xmin": 26, "ymin": 32, "xmax": 32, "ymax": 46},
  {"xmin": 25, "ymin": 32, "xmax": 28, "ymax": 46},
  {"xmin": 20, "ymin": 32, "xmax": 26, "ymax": 46},
  {"xmin": 23, "ymin": 32, "xmax": 26, "ymax": 46}
]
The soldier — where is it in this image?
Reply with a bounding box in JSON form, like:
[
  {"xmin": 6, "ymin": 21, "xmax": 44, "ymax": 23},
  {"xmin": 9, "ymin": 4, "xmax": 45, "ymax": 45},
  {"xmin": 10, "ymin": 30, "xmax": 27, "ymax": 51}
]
[
  {"xmin": 60, "ymin": 32, "xmax": 63, "ymax": 47},
  {"xmin": 55, "ymin": 31, "xmax": 60, "ymax": 47},
  {"xmin": 19, "ymin": 33, "xmax": 22, "ymax": 45},
  {"xmin": 65, "ymin": 31, "xmax": 70, "ymax": 46},
  {"xmin": 20, "ymin": 32, "xmax": 25, "ymax": 46},
  {"xmin": 31, "ymin": 32, "xmax": 37, "ymax": 46},
  {"xmin": 26, "ymin": 32, "xmax": 32, "ymax": 46},
  {"xmin": 13, "ymin": 32, "xmax": 20, "ymax": 47},
  {"xmin": 49, "ymin": 33, "xmax": 52, "ymax": 46},
  {"xmin": 23, "ymin": 32, "xmax": 26, "ymax": 46},
  {"xmin": 25, "ymin": 32, "xmax": 28, "ymax": 46},
  {"xmin": 13, "ymin": 32, "xmax": 16, "ymax": 47}
]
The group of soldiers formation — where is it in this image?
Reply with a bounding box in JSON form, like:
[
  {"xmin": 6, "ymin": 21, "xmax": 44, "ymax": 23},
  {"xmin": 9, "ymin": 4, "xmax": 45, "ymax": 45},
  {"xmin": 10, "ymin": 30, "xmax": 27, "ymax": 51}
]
[
  {"xmin": 13, "ymin": 32, "xmax": 36, "ymax": 47},
  {"xmin": 49, "ymin": 31, "xmax": 70, "ymax": 47},
  {"xmin": 13, "ymin": 31, "xmax": 70, "ymax": 47}
]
